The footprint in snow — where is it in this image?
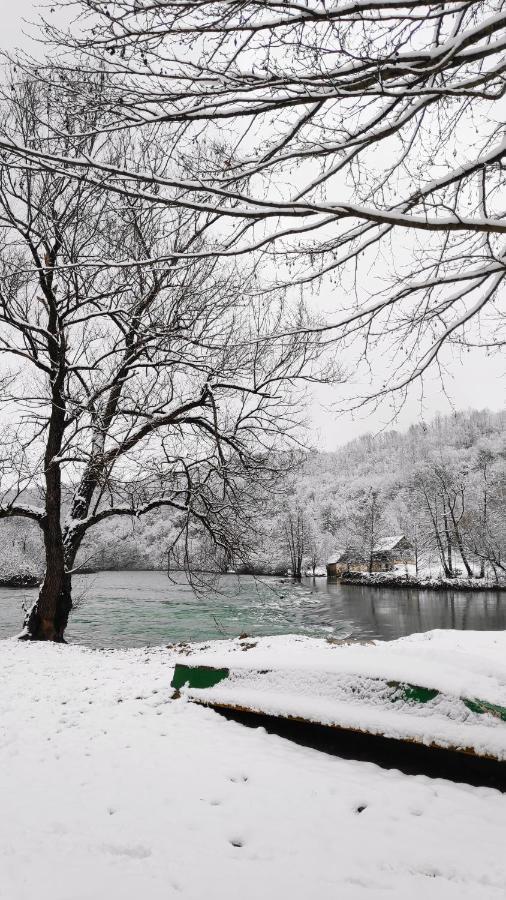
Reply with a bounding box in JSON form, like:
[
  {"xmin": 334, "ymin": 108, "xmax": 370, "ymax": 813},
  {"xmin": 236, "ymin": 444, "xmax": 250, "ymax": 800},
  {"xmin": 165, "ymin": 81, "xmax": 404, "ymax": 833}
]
[{"xmin": 101, "ymin": 843, "xmax": 152, "ymax": 859}]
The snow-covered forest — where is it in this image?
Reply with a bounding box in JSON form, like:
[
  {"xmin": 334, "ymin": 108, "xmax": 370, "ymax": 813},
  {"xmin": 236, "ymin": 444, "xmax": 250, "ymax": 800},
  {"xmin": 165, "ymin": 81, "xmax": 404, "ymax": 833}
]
[
  {"xmin": 278, "ymin": 408, "xmax": 506, "ymax": 580},
  {"xmin": 2, "ymin": 408, "xmax": 503, "ymax": 581}
]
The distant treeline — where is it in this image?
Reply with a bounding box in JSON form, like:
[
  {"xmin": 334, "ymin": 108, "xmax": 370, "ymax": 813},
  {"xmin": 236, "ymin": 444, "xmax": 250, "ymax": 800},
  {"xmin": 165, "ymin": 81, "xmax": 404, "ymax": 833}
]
[
  {"xmin": 0, "ymin": 409, "xmax": 504, "ymax": 580},
  {"xmin": 272, "ymin": 408, "xmax": 505, "ymax": 579}
]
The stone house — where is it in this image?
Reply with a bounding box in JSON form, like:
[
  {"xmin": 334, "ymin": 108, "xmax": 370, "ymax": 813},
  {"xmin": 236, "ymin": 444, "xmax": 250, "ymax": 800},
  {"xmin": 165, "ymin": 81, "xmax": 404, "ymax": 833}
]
[{"xmin": 326, "ymin": 535, "xmax": 414, "ymax": 578}]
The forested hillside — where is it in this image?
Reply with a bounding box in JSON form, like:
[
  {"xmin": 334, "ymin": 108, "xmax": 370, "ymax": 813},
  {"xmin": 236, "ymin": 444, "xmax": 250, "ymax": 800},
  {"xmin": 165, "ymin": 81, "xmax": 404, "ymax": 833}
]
[
  {"xmin": 1, "ymin": 409, "xmax": 504, "ymax": 579},
  {"xmin": 280, "ymin": 408, "xmax": 505, "ymax": 579}
]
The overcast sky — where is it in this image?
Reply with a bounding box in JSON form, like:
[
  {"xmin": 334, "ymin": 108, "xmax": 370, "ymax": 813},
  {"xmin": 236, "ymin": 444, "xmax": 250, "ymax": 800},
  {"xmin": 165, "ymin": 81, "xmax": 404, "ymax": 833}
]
[
  {"xmin": 1, "ymin": 0, "xmax": 43, "ymax": 52},
  {"xmin": 1, "ymin": 1, "xmax": 504, "ymax": 450}
]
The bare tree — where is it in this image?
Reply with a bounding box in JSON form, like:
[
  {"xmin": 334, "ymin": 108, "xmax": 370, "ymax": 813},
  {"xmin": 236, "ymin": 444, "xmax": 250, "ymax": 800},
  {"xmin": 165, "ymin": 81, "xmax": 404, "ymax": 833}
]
[
  {"xmin": 433, "ymin": 463, "xmax": 475, "ymax": 578},
  {"xmin": 393, "ymin": 485, "xmax": 428, "ymax": 577},
  {"xmin": 351, "ymin": 488, "xmax": 384, "ymax": 574},
  {"xmin": 7, "ymin": 0, "xmax": 503, "ymax": 404},
  {"xmin": 465, "ymin": 444, "xmax": 506, "ymax": 576},
  {"xmin": 0, "ymin": 76, "xmax": 325, "ymax": 641},
  {"xmin": 281, "ymin": 505, "xmax": 307, "ymax": 579},
  {"xmin": 410, "ymin": 455, "xmax": 479, "ymax": 578},
  {"xmin": 306, "ymin": 530, "xmax": 320, "ymax": 577}
]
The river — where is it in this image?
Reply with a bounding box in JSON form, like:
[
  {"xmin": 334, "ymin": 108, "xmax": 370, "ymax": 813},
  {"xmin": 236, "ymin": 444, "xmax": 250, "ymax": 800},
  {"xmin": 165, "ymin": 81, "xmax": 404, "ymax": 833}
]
[{"xmin": 0, "ymin": 570, "xmax": 504, "ymax": 648}]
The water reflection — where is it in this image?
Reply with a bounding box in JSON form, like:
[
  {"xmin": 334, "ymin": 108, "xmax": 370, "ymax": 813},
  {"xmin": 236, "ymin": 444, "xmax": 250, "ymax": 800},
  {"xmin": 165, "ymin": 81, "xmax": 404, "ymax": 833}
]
[{"xmin": 306, "ymin": 579, "xmax": 506, "ymax": 641}]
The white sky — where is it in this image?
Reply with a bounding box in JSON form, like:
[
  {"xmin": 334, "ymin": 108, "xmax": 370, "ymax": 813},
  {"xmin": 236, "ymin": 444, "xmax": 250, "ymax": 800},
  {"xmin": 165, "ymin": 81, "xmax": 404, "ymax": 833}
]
[
  {"xmin": 1, "ymin": 0, "xmax": 43, "ymax": 51},
  {"xmin": 309, "ymin": 348, "xmax": 504, "ymax": 450},
  {"xmin": 1, "ymin": 1, "xmax": 504, "ymax": 451}
]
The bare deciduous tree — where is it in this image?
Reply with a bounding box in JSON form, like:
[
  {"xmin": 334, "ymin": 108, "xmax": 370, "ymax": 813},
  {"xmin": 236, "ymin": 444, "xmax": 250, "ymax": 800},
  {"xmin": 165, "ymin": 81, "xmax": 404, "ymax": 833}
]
[
  {"xmin": 464, "ymin": 444, "xmax": 506, "ymax": 577},
  {"xmin": 281, "ymin": 505, "xmax": 308, "ymax": 579},
  {"xmin": 7, "ymin": 0, "xmax": 503, "ymax": 403},
  {"xmin": 350, "ymin": 488, "xmax": 385, "ymax": 574},
  {"xmin": 0, "ymin": 77, "xmax": 325, "ymax": 641}
]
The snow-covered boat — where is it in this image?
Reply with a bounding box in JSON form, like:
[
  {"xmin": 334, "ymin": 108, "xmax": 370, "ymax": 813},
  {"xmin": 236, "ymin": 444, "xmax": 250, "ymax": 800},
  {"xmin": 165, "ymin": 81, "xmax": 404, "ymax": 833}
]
[{"xmin": 171, "ymin": 633, "xmax": 506, "ymax": 789}]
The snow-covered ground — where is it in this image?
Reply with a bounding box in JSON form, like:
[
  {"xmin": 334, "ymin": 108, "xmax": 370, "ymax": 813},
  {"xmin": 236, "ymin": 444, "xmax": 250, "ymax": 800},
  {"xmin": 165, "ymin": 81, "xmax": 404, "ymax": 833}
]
[{"xmin": 1, "ymin": 633, "xmax": 506, "ymax": 899}]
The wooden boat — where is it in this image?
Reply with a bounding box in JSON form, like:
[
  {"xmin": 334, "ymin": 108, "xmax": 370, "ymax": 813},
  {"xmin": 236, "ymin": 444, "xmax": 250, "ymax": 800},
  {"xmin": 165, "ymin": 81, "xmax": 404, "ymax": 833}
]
[{"xmin": 171, "ymin": 660, "xmax": 506, "ymax": 790}]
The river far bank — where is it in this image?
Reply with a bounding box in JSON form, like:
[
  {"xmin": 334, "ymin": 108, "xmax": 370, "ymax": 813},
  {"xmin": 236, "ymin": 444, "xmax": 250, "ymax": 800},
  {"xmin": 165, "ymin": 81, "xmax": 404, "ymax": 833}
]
[
  {"xmin": 335, "ymin": 572, "xmax": 506, "ymax": 592},
  {"xmin": 4, "ymin": 566, "xmax": 504, "ymax": 592}
]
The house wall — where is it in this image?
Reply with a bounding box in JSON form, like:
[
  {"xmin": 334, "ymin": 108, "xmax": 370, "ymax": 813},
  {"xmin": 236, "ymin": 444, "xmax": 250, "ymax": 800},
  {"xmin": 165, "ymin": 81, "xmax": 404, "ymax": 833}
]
[
  {"xmin": 327, "ymin": 561, "xmax": 371, "ymax": 577},
  {"xmin": 327, "ymin": 545, "xmax": 415, "ymax": 578},
  {"xmin": 390, "ymin": 553, "xmax": 415, "ymax": 567},
  {"xmin": 371, "ymin": 560, "xmax": 389, "ymax": 572}
]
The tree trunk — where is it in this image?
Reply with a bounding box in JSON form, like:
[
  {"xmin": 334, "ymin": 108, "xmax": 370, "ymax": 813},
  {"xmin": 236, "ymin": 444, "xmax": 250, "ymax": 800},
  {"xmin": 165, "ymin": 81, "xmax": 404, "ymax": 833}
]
[
  {"xmin": 24, "ymin": 570, "xmax": 72, "ymax": 642},
  {"xmin": 447, "ymin": 491, "xmax": 474, "ymax": 578},
  {"xmin": 422, "ymin": 487, "xmax": 451, "ymax": 578},
  {"xmin": 442, "ymin": 503, "xmax": 453, "ymax": 576},
  {"xmin": 479, "ymin": 483, "xmax": 487, "ymax": 578},
  {"xmin": 22, "ymin": 262, "xmax": 71, "ymax": 641},
  {"xmin": 23, "ymin": 524, "xmax": 75, "ymax": 641},
  {"xmin": 452, "ymin": 524, "xmax": 473, "ymax": 578}
]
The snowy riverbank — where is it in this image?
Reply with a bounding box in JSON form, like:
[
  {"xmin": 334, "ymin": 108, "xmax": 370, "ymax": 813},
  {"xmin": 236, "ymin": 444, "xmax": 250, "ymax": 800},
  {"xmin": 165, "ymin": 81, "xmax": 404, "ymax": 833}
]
[
  {"xmin": 337, "ymin": 571, "xmax": 506, "ymax": 591},
  {"xmin": 1, "ymin": 632, "xmax": 506, "ymax": 899}
]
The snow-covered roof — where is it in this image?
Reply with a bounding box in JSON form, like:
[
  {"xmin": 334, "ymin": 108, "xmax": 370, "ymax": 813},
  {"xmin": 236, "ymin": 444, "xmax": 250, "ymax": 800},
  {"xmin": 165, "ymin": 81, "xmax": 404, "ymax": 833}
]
[
  {"xmin": 327, "ymin": 549, "xmax": 368, "ymax": 565},
  {"xmin": 327, "ymin": 536, "xmax": 411, "ymax": 564},
  {"xmin": 373, "ymin": 535, "xmax": 407, "ymax": 553},
  {"xmin": 338, "ymin": 550, "xmax": 368, "ymax": 564}
]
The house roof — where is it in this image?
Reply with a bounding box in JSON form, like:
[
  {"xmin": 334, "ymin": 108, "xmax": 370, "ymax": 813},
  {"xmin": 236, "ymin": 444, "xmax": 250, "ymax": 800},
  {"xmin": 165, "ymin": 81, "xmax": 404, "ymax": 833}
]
[
  {"xmin": 327, "ymin": 549, "xmax": 364, "ymax": 565},
  {"xmin": 373, "ymin": 534, "xmax": 407, "ymax": 553},
  {"xmin": 336, "ymin": 549, "xmax": 368, "ymax": 565},
  {"xmin": 327, "ymin": 535, "xmax": 411, "ymax": 565}
]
